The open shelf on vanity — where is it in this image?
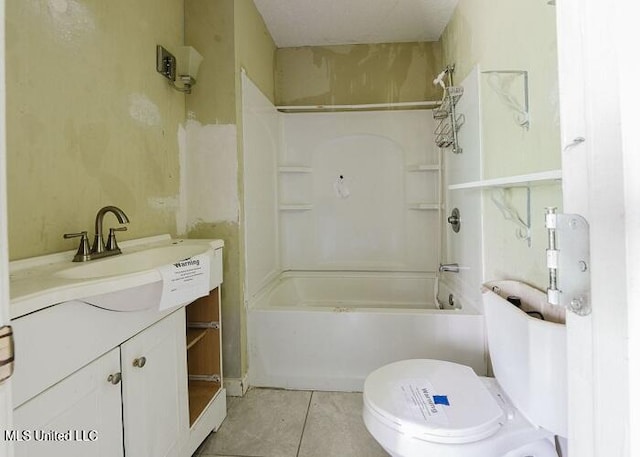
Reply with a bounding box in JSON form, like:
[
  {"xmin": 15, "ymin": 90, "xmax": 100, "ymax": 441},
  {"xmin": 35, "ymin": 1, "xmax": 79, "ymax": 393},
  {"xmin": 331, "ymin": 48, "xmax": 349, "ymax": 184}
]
[
  {"xmin": 186, "ymin": 288, "xmax": 222, "ymax": 426},
  {"xmin": 188, "ymin": 380, "xmax": 222, "ymax": 425},
  {"xmin": 186, "ymin": 328, "xmax": 207, "ymax": 350}
]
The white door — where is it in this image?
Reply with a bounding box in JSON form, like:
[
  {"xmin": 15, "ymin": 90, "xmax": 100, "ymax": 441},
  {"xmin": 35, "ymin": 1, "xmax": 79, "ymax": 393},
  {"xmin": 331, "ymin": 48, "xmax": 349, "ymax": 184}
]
[
  {"xmin": 12, "ymin": 348, "xmax": 124, "ymax": 457},
  {"xmin": 556, "ymin": 1, "xmax": 637, "ymax": 456},
  {"xmin": 0, "ymin": 0, "xmax": 14, "ymax": 455},
  {"xmin": 121, "ymin": 309, "xmax": 189, "ymax": 457}
]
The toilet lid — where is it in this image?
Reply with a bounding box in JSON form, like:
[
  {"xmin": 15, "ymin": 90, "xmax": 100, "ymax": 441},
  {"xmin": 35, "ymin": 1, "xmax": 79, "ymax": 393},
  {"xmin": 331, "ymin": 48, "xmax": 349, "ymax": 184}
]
[{"xmin": 363, "ymin": 359, "xmax": 505, "ymax": 444}]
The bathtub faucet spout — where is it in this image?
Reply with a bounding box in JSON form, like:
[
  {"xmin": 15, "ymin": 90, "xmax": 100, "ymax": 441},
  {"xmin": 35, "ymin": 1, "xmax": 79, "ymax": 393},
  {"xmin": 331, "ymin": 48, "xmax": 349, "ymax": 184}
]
[{"xmin": 439, "ymin": 263, "xmax": 460, "ymax": 273}]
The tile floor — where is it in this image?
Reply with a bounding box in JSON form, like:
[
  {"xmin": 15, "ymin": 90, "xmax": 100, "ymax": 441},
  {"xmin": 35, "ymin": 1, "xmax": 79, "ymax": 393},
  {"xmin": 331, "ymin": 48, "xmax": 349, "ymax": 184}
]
[{"xmin": 194, "ymin": 388, "xmax": 389, "ymax": 457}]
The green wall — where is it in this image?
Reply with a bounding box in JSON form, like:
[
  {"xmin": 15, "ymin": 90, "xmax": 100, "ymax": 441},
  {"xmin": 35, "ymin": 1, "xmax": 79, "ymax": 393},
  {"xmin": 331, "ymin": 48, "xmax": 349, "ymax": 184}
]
[
  {"xmin": 276, "ymin": 42, "xmax": 443, "ymax": 105},
  {"xmin": 6, "ymin": 0, "xmax": 275, "ymax": 381},
  {"xmin": 185, "ymin": 0, "xmax": 236, "ymax": 124},
  {"xmin": 235, "ymin": 0, "xmax": 276, "ymax": 104},
  {"xmin": 185, "ymin": 0, "xmax": 275, "ymax": 379},
  {"xmin": 441, "ymin": 0, "xmax": 560, "ymax": 179},
  {"xmin": 6, "ymin": 0, "xmax": 184, "ymax": 260},
  {"xmin": 441, "ymin": 0, "xmax": 562, "ymax": 289}
]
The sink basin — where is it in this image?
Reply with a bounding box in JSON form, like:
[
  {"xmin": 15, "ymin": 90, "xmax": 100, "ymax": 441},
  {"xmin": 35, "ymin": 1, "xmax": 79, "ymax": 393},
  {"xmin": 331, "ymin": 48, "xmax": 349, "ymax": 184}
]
[
  {"xmin": 55, "ymin": 243, "xmax": 208, "ymax": 280},
  {"xmin": 9, "ymin": 235, "xmax": 224, "ymax": 319}
]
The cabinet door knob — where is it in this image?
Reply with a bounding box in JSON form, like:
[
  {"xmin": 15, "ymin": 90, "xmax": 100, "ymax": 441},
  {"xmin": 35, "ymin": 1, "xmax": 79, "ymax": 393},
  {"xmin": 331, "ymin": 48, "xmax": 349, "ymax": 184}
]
[
  {"xmin": 107, "ymin": 372, "xmax": 122, "ymax": 385},
  {"xmin": 132, "ymin": 356, "xmax": 147, "ymax": 368}
]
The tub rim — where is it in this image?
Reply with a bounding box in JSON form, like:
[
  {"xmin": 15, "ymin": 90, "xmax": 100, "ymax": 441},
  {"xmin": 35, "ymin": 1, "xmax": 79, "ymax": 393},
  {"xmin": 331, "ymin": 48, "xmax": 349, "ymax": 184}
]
[{"xmin": 248, "ymin": 270, "xmax": 481, "ymax": 315}]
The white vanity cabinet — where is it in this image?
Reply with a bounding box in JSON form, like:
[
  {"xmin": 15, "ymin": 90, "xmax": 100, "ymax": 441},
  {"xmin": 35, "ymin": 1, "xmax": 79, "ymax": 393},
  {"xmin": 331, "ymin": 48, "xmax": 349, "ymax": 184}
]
[
  {"xmin": 121, "ymin": 309, "xmax": 189, "ymax": 457},
  {"xmin": 13, "ymin": 309, "xmax": 188, "ymax": 457},
  {"xmin": 13, "ymin": 348, "xmax": 124, "ymax": 457},
  {"xmin": 10, "ymin": 242, "xmax": 227, "ymax": 457}
]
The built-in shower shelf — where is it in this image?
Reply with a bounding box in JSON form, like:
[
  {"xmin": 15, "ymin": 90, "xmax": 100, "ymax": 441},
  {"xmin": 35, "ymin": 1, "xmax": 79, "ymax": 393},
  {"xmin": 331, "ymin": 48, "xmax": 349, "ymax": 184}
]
[
  {"xmin": 408, "ymin": 203, "xmax": 441, "ymax": 210},
  {"xmin": 279, "ymin": 204, "xmax": 313, "ymax": 211},
  {"xmin": 448, "ymin": 169, "xmax": 562, "ymax": 190},
  {"xmin": 278, "ymin": 166, "xmax": 313, "ymax": 173},
  {"xmin": 407, "ymin": 164, "xmax": 440, "ymax": 172}
]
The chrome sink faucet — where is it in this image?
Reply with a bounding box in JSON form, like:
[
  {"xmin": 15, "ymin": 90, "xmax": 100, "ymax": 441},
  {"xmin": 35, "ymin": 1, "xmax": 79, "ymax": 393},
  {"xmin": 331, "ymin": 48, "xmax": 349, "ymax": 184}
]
[{"xmin": 63, "ymin": 206, "xmax": 130, "ymax": 262}]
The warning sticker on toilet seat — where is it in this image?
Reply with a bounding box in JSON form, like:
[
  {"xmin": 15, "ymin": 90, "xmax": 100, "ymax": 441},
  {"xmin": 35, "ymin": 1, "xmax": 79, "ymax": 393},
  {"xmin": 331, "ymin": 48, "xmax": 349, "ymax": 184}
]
[{"xmin": 394, "ymin": 379, "xmax": 450, "ymax": 426}]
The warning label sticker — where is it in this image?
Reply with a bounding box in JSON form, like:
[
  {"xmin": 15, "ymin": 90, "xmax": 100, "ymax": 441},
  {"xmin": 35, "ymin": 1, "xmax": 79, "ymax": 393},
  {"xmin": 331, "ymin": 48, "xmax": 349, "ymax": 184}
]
[{"xmin": 394, "ymin": 379, "xmax": 450, "ymax": 426}]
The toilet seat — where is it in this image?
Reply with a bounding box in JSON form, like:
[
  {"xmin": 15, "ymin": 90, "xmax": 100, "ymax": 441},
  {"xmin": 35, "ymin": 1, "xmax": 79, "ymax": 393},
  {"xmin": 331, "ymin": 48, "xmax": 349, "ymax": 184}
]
[{"xmin": 363, "ymin": 359, "xmax": 505, "ymax": 444}]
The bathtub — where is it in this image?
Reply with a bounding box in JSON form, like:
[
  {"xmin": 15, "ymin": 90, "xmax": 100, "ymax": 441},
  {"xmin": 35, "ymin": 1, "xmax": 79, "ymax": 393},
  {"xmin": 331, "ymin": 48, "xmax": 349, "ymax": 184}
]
[{"xmin": 248, "ymin": 271, "xmax": 487, "ymax": 392}]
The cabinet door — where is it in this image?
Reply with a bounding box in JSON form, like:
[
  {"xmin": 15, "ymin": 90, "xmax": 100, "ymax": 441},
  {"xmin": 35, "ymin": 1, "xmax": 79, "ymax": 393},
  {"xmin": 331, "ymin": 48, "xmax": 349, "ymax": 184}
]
[
  {"xmin": 121, "ymin": 309, "xmax": 189, "ymax": 457},
  {"xmin": 13, "ymin": 348, "xmax": 123, "ymax": 457}
]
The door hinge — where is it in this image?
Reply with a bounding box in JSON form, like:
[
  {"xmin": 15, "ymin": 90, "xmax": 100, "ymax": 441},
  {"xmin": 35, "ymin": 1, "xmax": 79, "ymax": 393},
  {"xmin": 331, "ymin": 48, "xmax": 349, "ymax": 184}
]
[
  {"xmin": 0, "ymin": 325, "xmax": 15, "ymax": 383},
  {"xmin": 545, "ymin": 208, "xmax": 591, "ymax": 316}
]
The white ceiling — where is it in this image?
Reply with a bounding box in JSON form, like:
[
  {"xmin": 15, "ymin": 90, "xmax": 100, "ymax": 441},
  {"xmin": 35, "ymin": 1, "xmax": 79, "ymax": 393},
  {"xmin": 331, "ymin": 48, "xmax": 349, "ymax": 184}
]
[{"xmin": 253, "ymin": 0, "xmax": 459, "ymax": 48}]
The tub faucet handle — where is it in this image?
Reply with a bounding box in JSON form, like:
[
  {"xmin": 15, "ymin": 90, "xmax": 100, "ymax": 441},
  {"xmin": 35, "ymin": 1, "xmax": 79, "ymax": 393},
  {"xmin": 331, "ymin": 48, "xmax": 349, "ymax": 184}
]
[{"xmin": 63, "ymin": 231, "xmax": 91, "ymax": 262}]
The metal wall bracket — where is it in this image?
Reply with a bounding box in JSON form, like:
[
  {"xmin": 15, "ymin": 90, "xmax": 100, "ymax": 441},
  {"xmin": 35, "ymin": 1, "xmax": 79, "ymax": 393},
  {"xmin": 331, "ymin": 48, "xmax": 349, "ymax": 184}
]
[
  {"xmin": 156, "ymin": 45, "xmax": 176, "ymax": 82},
  {"xmin": 545, "ymin": 208, "xmax": 591, "ymax": 315},
  {"xmin": 491, "ymin": 187, "xmax": 531, "ymax": 247},
  {"xmin": 481, "ymin": 70, "xmax": 530, "ymax": 130}
]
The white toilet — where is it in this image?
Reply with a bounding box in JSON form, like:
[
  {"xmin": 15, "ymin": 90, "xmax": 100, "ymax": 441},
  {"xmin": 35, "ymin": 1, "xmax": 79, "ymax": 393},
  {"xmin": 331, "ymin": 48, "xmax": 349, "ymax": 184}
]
[{"xmin": 362, "ymin": 281, "xmax": 567, "ymax": 457}]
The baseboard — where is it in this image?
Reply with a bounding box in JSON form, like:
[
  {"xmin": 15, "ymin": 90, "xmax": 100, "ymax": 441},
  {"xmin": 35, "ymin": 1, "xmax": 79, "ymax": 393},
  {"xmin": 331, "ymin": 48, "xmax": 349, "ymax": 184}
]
[{"xmin": 224, "ymin": 374, "xmax": 249, "ymax": 397}]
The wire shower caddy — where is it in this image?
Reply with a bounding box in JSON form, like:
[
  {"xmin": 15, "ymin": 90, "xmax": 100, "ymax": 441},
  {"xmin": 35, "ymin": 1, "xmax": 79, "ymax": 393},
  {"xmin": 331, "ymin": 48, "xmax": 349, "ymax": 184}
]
[{"xmin": 433, "ymin": 65, "xmax": 465, "ymax": 154}]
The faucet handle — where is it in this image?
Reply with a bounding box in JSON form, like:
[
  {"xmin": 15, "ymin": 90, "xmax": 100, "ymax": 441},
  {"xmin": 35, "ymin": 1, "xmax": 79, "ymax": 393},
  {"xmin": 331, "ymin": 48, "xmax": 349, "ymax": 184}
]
[
  {"xmin": 63, "ymin": 231, "xmax": 90, "ymax": 262},
  {"xmin": 106, "ymin": 226, "xmax": 127, "ymax": 252},
  {"xmin": 63, "ymin": 231, "xmax": 87, "ymax": 239}
]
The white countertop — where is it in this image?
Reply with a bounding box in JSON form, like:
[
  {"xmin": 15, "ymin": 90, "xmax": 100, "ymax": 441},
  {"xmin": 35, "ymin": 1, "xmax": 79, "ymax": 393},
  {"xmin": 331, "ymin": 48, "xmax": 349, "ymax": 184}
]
[{"xmin": 9, "ymin": 235, "xmax": 224, "ymax": 320}]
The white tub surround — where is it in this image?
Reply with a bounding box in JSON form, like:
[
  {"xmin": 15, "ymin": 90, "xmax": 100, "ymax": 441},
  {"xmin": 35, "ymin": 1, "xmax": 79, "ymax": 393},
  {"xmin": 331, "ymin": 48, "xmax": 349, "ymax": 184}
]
[
  {"xmin": 242, "ymin": 72, "xmax": 281, "ymax": 300},
  {"xmin": 248, "ymin": 272, "xmax": 486, "ymax": 392},
  {"xmin": 278, "ymin": 109, "xmax": 441, "ymax": 273},
  {"xmin": 442, "ymin": 66, "xmax": 486, "ymax": 307},
  {"xmin": 242, "ymin": 74, "xmax": 486, "ymax": 393},
  {"xmin": 242, "ymin": 73, "xmax": 442, "ymax": 299}
]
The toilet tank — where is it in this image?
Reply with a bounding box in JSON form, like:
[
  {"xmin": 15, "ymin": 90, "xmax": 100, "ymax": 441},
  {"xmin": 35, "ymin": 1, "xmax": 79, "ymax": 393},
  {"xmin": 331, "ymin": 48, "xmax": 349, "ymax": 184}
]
[{"xmin": 482, "ymin": 280, "xmax": 567, "ymax": 438}]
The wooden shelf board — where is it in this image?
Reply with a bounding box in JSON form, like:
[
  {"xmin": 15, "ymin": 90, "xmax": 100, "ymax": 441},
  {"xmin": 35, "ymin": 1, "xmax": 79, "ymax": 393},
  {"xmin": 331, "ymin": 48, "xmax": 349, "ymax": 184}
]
[
  {"xmin": 188, "ymin": 380, "xmax": 221, "ymax": 426},
  {"xmin": 186, "ymin": 289, "xmax": 220, "ymax": 322},
  {"xmin": 186, "ymin": 328, "xmax": 207, "ymax": 351},
  {"xmin": 187, "ymin": 329, "xmax": 221, "ymax": 375}
]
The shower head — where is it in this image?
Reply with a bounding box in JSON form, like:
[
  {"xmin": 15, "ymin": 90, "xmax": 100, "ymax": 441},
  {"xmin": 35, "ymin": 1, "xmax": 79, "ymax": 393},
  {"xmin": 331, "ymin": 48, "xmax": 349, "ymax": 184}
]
[{"xmin": 433, "ymin": 69, "xmax": 447, "ymax": 89}]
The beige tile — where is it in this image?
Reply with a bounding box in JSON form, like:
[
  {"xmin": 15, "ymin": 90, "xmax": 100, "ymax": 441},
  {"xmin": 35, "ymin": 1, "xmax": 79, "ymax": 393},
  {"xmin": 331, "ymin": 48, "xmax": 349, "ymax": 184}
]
[
  {"xmin": 298, "ymin": 392, "xmax": 389, "ymax": 457},
  {"xmin": 199, "ymin": 388, "xmax": 312, "ymax": 457},
  {"xmin": 226, "ymin": 394, "xmax": 241, "ymax": 412}
]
